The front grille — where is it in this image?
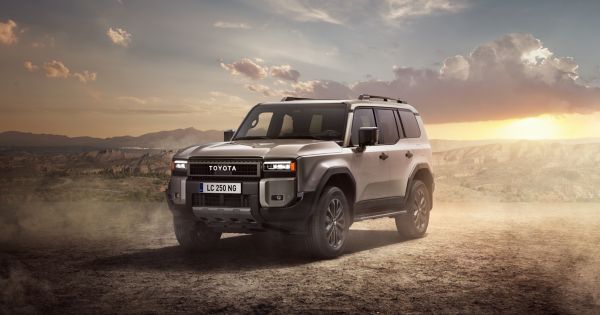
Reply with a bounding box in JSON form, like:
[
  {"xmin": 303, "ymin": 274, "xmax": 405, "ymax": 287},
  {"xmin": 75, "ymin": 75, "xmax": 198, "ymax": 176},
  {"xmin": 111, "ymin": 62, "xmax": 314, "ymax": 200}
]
[
  {"xmin": 188, "ymin": 159, "xmax": 260, "ymax": 177},
  {"xmin": 192, "ymin": 193, "xmax": 250, "ymax": 208}
]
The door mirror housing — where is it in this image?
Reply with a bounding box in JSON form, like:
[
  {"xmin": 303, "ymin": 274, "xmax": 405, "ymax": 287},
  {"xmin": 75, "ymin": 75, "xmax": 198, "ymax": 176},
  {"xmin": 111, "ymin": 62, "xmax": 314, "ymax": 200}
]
[
  {"xmin": 224, "ymin": 129, "xmax": 235, "ymax": 141},
  {"xmin": 357, "ymin": 127, "xmax": 378, "ymax": 152}
]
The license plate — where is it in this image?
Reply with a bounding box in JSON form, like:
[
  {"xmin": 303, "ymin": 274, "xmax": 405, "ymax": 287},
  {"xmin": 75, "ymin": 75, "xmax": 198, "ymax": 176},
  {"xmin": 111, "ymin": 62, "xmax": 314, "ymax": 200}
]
[{"xmin": 199, "ymin": 182, "xmax": 241, "ymax": 194}]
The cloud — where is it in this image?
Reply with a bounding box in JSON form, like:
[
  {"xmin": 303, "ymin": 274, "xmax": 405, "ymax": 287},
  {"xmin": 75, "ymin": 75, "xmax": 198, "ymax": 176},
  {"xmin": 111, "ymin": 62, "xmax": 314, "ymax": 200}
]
[
  {"xmin": 263, "ymin": 0, "xmax": 343, "ymax": 25},
  {"xmin": 289, "ymin": 33, "xmax": 600, "ymax": 123},
  {"xmin": 384, "ymin": 0, "xmax": 469, "ymax": 21},
  {"xmin": 23, "ymin": 61, "xmax": 38, "ymax": 72},
  {"xmin": 220, "ymin": 58, "xmax": 268, "ymax": 80},
  {"xmin": 245, "ymin": 83, "xmax": 277, "ymax": 97},
  {"xmin": 39, "ymin": 60, "xmax": 96, "ymax": 83},
  {"xmin": 106, "ymin": 27, "xmax": 132, "ymax": 47},
  {"xmin": 0, "ymin": 19, "xmax": 18, "ymax": 45},
  {"xmin": 270, "ymin": 65, "xmax": 301, "ymax": 82},
  {"xmin": 43, "ymin": 60, "xmax": 70, "ymax": 79},
  {"xmin": 116, "ymin": 96, "xmax": 163, "ymax": 105},
  {"xmin": 73, "ymin": 71, "xmax": 97, "ymax": 83},
  {"xmin": 258, "ymin": 0, "xmax": 468, "ymax": 26},
  {"xmin": 213, "ymin": 21, "xmax": 252, "ymax": 29},
  {"xmin": 439, "ymin": 55, "xmax": 469, "ymax": 80}
]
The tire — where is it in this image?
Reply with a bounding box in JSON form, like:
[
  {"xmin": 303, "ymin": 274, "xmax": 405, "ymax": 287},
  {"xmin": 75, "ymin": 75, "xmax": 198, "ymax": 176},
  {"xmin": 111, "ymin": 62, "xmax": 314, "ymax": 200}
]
[
  {"xmin": 305, "ymin": 186, "xmax": 350, "ymax": 259},
  {"xmin": 173, "ymin": 217, "xmax": 221, "ymax": 251},
  {"xmin": 395, "ymin": 180, "xmax": 431, "ymax": 239}
]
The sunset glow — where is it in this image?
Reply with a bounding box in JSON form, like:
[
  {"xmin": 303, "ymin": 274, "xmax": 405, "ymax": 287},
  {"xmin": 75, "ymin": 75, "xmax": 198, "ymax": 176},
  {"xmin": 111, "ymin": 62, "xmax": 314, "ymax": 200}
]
[{"xmin": 426, "ymin": 112, "xmax": 600, "ymax": 140}]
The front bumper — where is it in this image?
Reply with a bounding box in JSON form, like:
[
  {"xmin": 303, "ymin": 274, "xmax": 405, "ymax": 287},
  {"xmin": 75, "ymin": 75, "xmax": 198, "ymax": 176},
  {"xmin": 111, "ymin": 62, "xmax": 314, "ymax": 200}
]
[{"xmin": 166, "ymin": 176, "xmax": 316, "ymax": 234}]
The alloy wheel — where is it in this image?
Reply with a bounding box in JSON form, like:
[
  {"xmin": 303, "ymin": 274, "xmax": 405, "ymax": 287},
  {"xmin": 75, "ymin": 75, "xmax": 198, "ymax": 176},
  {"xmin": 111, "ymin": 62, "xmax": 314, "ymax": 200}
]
[{"xmin": 324, "ymin": 198, "xmax": 346, "ymax": 249}]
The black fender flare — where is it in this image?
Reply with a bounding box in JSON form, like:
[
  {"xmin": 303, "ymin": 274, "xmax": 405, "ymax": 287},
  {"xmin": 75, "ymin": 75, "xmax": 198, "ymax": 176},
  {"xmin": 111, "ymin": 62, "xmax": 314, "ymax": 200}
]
[
  {"xmin": 405, "ymin": 163, "xmax": 434, "ymax": 207},
  {"xmin": 311, "ymin": 167, "xmax": 356, "ymax": 214}
]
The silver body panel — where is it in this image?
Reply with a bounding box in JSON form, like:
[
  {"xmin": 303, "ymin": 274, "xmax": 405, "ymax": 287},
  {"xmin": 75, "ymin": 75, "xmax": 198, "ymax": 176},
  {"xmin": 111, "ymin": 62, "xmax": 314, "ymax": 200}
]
[{"xmin": 171, "ymin": 100, "xmax": 433, "ymax": 206}]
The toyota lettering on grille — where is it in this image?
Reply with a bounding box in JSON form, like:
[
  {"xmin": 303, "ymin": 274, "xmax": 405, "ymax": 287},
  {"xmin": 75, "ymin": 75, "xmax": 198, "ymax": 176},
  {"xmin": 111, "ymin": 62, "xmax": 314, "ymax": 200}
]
[{"xmin": 209, "ymin": 165, "xmax": 237, "ymax": 172}]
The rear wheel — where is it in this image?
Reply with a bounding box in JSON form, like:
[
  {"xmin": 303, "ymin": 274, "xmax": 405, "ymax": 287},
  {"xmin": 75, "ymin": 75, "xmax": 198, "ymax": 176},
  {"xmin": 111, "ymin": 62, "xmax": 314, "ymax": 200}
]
[
  {"xmin": 395, "ymin": 180, "xmax": 431, "ymax": 239},
  {"xmin": 305, "ymin": 186, "xmax": 350, "ymax": 259},
  {"xmin": 173, "ymin": 217, "xmax": 221, "ymax": 251}
]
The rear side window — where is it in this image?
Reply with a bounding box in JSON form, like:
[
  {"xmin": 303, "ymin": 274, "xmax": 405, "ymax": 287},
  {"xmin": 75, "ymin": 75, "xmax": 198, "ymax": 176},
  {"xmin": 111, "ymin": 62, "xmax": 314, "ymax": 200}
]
[
  {"xmin": 398, "ymin": 110, "xmax": 421, "ymax": 138},
  {"xmin": 351, "ymin": 108, "xmax": 376, "ymax": 145},
  {"xmin": 375, "ymin": 109, "xmax": 400, "ymax": 144}
]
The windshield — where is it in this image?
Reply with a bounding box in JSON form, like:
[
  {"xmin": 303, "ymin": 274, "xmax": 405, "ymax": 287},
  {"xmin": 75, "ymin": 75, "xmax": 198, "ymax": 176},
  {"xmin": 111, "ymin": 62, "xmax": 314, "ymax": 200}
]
[{"xmin": 234, "ymin": 103, "xmax": 348, "ymax": 142}]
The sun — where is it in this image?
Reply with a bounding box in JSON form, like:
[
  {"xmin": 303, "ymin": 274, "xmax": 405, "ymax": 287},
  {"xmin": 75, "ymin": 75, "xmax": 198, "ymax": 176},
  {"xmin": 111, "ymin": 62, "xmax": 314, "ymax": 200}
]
[{"xmin": 501, "ymin": 116, "xmax": 563, "ymax": 140}]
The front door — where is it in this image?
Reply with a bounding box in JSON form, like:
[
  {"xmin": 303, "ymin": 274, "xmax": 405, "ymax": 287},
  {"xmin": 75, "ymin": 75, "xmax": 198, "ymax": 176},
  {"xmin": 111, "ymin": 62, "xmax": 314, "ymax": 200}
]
[{"xmin": 350, "ymin": 108, "xmax": 391, "ymax": 202}]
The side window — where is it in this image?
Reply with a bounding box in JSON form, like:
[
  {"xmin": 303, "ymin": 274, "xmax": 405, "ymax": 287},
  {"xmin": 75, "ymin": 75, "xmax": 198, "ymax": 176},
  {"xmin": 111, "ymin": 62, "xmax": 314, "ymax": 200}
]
[
  {"xmin": 351, "ymin": 108, "xmax": 376, "ymax": 145},
  {"xmin": 375, "ymin": 109, "xmax": 400, "ymax": 144},
  {"xmin": 394, "ymin": 110, "xmax": 405, "ymax": 138},
  {"xmin": 398, "ymin": 110, "xmax": 421, "ymax": 138}
]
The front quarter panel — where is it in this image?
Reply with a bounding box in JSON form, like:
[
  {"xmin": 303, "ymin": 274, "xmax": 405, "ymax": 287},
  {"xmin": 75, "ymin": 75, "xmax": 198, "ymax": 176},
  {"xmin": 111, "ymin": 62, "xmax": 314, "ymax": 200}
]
[{"xmin": 297, "ymin": 150, "xmax": 354, "ymax": 193}]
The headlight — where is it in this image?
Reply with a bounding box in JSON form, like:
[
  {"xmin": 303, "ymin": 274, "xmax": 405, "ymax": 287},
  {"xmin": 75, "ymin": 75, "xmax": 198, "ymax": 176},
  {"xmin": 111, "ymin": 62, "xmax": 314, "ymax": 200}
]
[
  {"xmin": 171, "ymin": 159, "xmax": 188, "ymax": 174},
  {"xmin": 264, "ymin": 160, "xmax": 296, "ymax": 172}
]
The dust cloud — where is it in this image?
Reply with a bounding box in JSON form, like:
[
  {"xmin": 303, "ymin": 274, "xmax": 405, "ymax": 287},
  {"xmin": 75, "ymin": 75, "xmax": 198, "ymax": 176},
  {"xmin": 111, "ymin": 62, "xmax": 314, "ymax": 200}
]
[{"xmin": 1, "ymin": 201, "xmax": 599, "ymax": 313}]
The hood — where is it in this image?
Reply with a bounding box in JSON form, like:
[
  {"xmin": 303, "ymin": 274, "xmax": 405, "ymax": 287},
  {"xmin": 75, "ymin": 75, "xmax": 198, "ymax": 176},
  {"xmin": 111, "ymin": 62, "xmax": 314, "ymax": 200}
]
[{"xmin": 174, "ymin": 139, "xmax": 342, "ymax": 160}]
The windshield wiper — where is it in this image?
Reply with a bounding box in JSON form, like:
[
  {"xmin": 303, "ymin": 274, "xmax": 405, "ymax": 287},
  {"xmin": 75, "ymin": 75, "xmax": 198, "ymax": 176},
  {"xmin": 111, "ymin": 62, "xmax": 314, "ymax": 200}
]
[
  {"xmin": 277, "ymin": 135, "xmax": 319, "ymax": 139},
  {"xmin": 234, "ymin": 136, "xmax": 269, "ymax": 140},
  {"xmin": 277, "ymin": 135, "xmax": 340, "ymax": 141}
]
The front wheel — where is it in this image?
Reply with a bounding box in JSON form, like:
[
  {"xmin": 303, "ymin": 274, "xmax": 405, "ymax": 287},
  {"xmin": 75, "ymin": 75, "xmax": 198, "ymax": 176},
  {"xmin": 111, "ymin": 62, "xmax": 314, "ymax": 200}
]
[
  {"xmin": 173, "ymin": 217, "xmax": 221, "ymax": 251},
  {"xmin": 395, "ymin": 180, "xmax": 431, "ymax": 239},
  {"xmin": 305, "ymin": 186, "xmax": 350, "ymax": 259}
]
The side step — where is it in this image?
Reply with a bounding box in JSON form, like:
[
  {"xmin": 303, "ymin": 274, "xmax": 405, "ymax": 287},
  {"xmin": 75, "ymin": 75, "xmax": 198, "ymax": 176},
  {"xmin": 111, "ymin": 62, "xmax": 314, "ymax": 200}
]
[{"xmin": 353, "ymin": 210, "xmax": 408, "ymax": 222}]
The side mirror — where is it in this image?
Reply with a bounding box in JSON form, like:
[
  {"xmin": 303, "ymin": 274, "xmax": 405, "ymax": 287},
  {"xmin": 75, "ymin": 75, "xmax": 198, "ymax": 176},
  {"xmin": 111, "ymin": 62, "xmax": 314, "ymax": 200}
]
[
  {"xmin": 357, "ymin": 127, "xmax": 378, "ymax": 152},
  {"xmin": 224, "ymin": 129, "xmax": 235, "ymax": 141}
]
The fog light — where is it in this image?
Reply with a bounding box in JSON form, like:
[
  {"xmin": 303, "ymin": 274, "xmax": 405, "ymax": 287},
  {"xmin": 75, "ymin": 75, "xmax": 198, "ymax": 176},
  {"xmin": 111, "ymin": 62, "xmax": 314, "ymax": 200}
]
[{"xmin": 271, "ymin": 194, "xmax": 284, "ymax": 201}]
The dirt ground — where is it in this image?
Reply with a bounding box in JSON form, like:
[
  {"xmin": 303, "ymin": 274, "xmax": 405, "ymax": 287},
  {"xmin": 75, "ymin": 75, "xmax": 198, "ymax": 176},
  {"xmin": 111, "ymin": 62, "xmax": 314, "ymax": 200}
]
[{"xmin": 1, "ymin": 201, "xmax": 600, "ymax": 314}]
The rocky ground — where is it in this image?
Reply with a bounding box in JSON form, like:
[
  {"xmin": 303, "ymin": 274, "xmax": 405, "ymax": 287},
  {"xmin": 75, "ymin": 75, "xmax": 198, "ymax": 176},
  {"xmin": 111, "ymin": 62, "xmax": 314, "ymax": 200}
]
[
  {"xmin": 2, "ymin": 140, "xmax": 600, "ymax": 314},
  {"xmin": 1, "ymin": 201, "xmax": 599, "ymax": 314}
]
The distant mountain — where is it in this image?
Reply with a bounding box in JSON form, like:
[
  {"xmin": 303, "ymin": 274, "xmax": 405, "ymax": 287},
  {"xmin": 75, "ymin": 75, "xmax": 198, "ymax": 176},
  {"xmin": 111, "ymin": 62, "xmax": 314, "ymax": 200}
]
[
  {"xmin": 433, "ymin": 140, "xmax": 600, "ymax": 202},
  {"xmin": 0, "ymin": 128, "xmax": 223, "ymax": 149}
]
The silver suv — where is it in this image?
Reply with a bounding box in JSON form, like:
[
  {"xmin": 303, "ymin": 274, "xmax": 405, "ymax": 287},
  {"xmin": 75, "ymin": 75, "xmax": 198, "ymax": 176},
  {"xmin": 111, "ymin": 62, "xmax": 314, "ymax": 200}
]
[{"xmin": 166, "ymin": 94, "xmax": 434, "ymax": 258}]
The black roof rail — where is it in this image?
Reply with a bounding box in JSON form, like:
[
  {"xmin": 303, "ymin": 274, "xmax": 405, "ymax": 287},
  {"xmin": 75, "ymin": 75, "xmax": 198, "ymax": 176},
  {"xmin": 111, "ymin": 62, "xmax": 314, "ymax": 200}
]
[
  {"xmin": 280, "ymin": 96, "xmax": 314, "ymax": 102},
  {"xmin": 358, "ymin": 94, "xmax": 406, "ymax": 104}
]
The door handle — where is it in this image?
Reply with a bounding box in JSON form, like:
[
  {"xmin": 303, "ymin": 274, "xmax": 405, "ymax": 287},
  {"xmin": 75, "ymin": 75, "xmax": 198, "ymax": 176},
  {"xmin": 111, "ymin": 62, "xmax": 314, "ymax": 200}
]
[
  {"xmin": 405, "ymin": 151, "xmax": 413, "ymax": 159},
  {"xmin": 379, "ymin": 152, "xmax": 389, "ymax": 160}
]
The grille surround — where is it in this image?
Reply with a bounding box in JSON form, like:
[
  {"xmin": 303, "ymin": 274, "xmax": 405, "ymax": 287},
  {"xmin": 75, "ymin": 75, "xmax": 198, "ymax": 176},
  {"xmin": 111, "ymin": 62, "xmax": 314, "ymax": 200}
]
[{"xmin": 188, "ymin": 159, "xmax": 261, "ymax": 177}]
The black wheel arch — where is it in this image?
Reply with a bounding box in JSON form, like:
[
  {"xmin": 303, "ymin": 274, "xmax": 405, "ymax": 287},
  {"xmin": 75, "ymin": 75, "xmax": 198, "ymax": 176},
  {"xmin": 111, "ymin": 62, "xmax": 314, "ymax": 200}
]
[
  {"xmin": 311, "ymin": 167, "xmax": 356, "ymax": 216},
  {"xmin": 406, "ymin": 163, "xmax": 434, "ymax": 209}
]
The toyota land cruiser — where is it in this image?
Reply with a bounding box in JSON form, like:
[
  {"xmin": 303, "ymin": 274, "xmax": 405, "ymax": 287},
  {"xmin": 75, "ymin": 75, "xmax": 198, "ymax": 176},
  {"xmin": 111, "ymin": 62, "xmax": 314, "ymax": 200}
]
[{"xmin": 166, "ymin": 94, "xmax": 434, "ymax": 258}]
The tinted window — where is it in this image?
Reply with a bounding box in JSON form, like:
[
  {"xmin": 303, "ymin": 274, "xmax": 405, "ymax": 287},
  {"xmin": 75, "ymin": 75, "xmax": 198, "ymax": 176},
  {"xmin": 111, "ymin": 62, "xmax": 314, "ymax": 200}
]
[
  {"xmin": 245, "ymin": 112, "xmax": 273, "ymax": 137},
  {"xmin": 394, "ymin": 111, "xmax": 406, "ymax": 138},
  {"xmin": 376, "ymin": 109, "xmax": 400, "ymax": 144},
  {"xmin": 398, "ymin": 110, "xmax": 421, "ymax": 138},
  {"xmin": 351, "ymin": 108, "xmax": 376, "ymax": 145},
  {"xmin": 235, "ymin": 104, "xmax": 347, "ymax": 142}
]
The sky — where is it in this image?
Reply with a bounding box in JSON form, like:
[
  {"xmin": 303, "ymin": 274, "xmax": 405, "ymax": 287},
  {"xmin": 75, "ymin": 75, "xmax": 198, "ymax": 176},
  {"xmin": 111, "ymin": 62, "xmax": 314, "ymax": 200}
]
[{"xmin": 1, "ymin": 0, "xmax": 600, "ymax": 139}]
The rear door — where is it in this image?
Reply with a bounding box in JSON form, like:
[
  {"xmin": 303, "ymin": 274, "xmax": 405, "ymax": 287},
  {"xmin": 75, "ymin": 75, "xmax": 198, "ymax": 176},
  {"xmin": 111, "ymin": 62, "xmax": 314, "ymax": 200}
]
[{"xmin": 390, "ymin": 109, "xmax": 424, "ymax": 198}]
